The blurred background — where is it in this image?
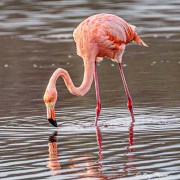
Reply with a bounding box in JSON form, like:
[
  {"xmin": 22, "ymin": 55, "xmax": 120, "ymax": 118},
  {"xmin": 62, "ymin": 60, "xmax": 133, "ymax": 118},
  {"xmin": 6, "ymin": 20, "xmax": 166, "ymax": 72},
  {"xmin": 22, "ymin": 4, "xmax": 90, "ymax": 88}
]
[
  {"xmin": 0, "ymin": 0, "xmax": 179, "ymax": 117},
  {"xmin": 0, "ymin": 0, "xmax": 179, "ymax": 179}
]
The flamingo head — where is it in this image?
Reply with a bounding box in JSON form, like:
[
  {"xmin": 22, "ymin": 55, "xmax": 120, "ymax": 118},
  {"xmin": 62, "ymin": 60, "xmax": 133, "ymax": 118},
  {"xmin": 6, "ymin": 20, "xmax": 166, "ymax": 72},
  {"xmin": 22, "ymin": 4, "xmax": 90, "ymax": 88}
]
[{"xmin": 43, "ymin": 88, "xmax": 58, "ymax": 127}]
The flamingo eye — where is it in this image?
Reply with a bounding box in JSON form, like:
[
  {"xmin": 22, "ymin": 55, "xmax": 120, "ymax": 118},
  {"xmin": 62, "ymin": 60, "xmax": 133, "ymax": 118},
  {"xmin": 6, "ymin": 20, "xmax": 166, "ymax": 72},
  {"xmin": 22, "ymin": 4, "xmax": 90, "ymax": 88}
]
[
  {"xmin": 49, "ymin": 98, "xmax": 54, "ymax": 103},
  {"xmin": 44, "ymin": 96, "xmax": 54, "ymax": 104},
  {"xmin": 45, "ymin": 98, "xmax": 54, "ymax": 107}
]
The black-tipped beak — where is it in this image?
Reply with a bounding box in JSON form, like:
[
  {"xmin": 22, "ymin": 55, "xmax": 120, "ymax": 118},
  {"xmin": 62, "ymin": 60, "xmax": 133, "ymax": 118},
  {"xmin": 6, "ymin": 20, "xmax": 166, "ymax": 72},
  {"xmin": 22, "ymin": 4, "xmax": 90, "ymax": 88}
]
[{"xmin": 48, "ymin": 118, "xmax": 58, "ymax": 127}]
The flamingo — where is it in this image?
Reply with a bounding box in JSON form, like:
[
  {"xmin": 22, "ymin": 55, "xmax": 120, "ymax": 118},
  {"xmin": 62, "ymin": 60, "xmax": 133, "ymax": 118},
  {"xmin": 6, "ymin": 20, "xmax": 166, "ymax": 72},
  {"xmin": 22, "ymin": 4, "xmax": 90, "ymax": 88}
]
[{"xmin": 43, "ymin": 13, "xmax": 147, "ymax": 127}]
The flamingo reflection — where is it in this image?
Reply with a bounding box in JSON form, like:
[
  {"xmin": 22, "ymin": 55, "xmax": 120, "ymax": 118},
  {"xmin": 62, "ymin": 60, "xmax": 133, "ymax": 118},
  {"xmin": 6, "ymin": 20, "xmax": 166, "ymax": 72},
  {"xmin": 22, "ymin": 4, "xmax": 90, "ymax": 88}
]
[
  {"xmin": 47, "ymin": 120, "xmax": 135, "ymax": 178},
  {"xmin": 46, "ymin": 128, "xmax": 104, "ymax": 178},
  {"xmin": 47, "ymin": 131, "xmax": 60, "ymax": 174}
]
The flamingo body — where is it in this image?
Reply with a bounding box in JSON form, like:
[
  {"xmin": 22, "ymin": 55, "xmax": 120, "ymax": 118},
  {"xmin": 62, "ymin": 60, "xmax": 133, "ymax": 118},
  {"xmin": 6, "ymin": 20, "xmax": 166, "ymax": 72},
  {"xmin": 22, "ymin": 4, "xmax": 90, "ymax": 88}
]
[
  {"xmin": 44, "ymin": 13, "xmax": 147, "ymax": 127},
  {"xmin": 73, "ymin": 13, "xmax": 147, "ymax": 62}
]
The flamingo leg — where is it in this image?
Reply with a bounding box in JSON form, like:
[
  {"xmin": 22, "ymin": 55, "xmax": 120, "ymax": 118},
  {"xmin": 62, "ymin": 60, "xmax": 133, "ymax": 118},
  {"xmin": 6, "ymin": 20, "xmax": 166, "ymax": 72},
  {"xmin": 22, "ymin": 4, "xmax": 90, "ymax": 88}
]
[
  {"xmin": 118, "ymin": 63, "xmax": 135, "ymax": 122},
  {"xmin": 94, "ymin": 62, "xmax": 101, "ymax": 126}
]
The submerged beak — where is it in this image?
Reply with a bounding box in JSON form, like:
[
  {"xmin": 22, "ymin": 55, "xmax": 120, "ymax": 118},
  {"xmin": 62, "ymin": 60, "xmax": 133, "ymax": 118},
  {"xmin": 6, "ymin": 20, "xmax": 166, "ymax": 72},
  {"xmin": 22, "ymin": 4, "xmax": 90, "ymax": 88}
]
[
  {"xmin": 46, "ymin": 105, "xmax": 57, "ymax": 127},
  {"xmin": 48, "ymin": 118, "xmax": 58, "ymax": 127}
]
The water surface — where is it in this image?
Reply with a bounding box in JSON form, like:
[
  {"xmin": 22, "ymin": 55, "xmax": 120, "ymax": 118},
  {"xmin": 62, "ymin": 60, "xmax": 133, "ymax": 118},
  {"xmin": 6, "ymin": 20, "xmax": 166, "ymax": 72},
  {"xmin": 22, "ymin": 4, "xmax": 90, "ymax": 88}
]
[{"xmin": 0, "ymin": 0, "xmax": 179, "ymax": 179}]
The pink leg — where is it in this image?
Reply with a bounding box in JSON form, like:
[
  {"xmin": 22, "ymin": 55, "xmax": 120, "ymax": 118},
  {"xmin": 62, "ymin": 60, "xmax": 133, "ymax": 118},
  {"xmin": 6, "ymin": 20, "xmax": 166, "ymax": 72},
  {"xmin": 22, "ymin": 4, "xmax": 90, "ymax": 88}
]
[
  {"xmin": 118, "ymin": 63, "xmax": 135, "ymax": 122},
  {"xmin": 94, "ymin": 62, "xmax": 101, "ymax": 126}
]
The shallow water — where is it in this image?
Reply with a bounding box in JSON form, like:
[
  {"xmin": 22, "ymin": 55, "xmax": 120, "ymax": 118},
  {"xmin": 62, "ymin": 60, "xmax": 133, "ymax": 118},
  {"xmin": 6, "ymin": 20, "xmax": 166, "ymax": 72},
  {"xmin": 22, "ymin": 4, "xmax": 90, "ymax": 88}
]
[{"xmin": 0, "ymin": 0, "xmax": 180, "ymax": 179}]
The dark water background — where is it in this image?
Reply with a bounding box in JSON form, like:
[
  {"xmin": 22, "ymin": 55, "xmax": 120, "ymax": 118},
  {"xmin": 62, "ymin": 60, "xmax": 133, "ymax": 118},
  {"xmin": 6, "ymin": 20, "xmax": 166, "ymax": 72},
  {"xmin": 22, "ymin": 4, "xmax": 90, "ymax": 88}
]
[{"xmin": 0, "ymin": 0, "xmax": 179, "ymax": 179}]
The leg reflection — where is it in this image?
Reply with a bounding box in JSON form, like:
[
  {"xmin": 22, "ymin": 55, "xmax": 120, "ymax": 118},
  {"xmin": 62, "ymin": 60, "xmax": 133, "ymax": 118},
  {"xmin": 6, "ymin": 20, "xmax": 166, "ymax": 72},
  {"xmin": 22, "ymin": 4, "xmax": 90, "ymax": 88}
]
[
  {"xmin": 67, "ymin": 127, "xmax": 104, "ymax": 178},
  {"xmin": 128, "ymin": 120, "xmax": 135, "ymax": 160},
  {"xmin": 96, "ymin": 127, "xmax": 103, "ymax": 164},
  {"xmin": 124, "ymin": 120, "xmax": 136, "ymax": 175},
  {"xmin": 47, "ymin": 131, "xmax": 61, "ymax": 173}
]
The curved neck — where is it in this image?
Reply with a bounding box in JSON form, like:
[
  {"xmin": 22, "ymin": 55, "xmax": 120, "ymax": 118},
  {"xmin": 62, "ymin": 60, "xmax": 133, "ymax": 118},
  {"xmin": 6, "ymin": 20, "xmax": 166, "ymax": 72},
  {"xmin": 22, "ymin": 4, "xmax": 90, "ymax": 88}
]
[{"xmin": 47, "ymin": 57, "xmax": 95, "ymax": 96}]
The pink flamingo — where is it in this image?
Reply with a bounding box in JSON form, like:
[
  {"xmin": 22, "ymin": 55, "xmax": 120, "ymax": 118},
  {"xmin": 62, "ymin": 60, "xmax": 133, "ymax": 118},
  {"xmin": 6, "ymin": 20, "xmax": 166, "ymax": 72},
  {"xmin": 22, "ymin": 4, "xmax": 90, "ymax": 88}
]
[{"xmin": 44, "ymin": 13, "xmax": 147, "ymax": 127}]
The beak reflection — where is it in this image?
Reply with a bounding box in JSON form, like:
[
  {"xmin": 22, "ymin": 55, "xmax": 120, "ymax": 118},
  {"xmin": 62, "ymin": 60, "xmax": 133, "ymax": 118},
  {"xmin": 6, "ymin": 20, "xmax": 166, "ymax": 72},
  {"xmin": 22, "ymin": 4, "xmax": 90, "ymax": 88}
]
[{"xmin": 47, "ymin": 131, "xmax": 60, "ymax": 172}]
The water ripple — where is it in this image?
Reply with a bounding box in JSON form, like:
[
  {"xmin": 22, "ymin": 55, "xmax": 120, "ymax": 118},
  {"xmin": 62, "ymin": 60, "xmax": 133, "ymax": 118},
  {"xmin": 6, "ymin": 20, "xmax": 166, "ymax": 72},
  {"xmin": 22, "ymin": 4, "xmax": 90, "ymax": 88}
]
[{"xmin": 0, "ymin": 106, "xmax": 179, "ymax": 179}]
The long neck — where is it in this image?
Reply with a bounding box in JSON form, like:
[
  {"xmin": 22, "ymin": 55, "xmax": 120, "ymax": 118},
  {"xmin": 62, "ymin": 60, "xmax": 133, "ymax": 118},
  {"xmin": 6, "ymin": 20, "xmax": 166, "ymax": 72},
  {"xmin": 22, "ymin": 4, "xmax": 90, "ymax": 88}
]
[{"xmin": 47, "ymin": 57, "xmax": 95, "ymax": 96}]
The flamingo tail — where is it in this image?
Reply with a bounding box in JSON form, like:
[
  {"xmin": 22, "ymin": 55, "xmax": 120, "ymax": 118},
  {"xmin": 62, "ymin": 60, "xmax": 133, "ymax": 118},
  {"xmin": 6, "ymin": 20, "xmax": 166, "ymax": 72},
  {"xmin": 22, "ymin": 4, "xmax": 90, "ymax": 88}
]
[{"xmin": 133, "ymin": 33, "xmax": 148, "ymax": 47}]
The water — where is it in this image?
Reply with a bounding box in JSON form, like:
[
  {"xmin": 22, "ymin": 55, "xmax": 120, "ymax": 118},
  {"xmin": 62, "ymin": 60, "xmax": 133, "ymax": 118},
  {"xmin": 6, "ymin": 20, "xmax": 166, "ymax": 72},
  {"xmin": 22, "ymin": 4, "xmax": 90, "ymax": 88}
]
[{"xmin": 0, "ymin": 0, "xmax": 180, "ymax": 179}]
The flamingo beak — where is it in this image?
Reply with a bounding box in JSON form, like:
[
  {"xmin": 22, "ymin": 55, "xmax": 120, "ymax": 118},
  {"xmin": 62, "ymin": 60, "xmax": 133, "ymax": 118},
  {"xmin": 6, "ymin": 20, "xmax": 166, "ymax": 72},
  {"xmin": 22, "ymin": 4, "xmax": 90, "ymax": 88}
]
[
  {"xmin": 48, "ymin": 118, "xmax": 58, "ymax": 127},
  {"xmin": 46, "ymin": 105, "xmax": 57, "ymax": 127}
]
